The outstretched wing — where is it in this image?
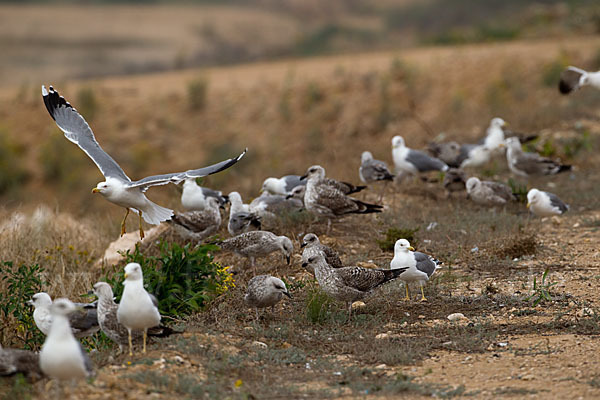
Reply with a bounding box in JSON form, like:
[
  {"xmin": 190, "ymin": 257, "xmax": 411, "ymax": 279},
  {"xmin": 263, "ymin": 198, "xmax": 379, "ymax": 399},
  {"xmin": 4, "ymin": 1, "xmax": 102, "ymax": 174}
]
[
  {"xmin": 129, "ymin": 148, "xmax": 247, "ymax": 190},
  {"xmin": 42, "ymin": 85, "xmax": 131, "ymax": 183}
]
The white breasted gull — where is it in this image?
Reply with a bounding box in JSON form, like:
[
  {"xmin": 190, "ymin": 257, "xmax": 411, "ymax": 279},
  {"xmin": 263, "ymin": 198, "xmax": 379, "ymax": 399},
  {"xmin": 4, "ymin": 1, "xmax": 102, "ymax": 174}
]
[
  {"xmin": 244, "ymin": 275, "xmax": 291, "ymax": 319},
  {"xmin": 228, "ymin": 191, "xmax": 250, "ymax": 214},
  {"xmin": 171, "ymin": 196, "xmax": 222, "ymax": 241},
  {"xmin": 392, "ymin": 135, "xmax": 448, "ymax": 176},
  {"xmin": 302, "ymin": 253, "xmax": 408, "ymax": 318},
  {"xmin": 301, "ymin": 233, "xmax": 344, "ymax": 274},
  {"xmin": 527, "ymin": 188, "xmax": 569, "ymax": 217},
  {"xmin": 39, "ymin": 299, "xmax": 94, "ymax": 381},
  {"xmin": 218, "ymin": 230, "xmax": 293, "ymax": 270},
  {"xmin": 559, "ymin": 66, "xmax": 600, "ymax": 95},
  {"xmin": 505, "ymin": 137, "xmax": 571, "ymax": 177},
  {"xmin": 117, "ymin": 263, "xmax": 161, "ymax": 356},
  {"xmin": 466, "ymin": 177, "xmax": 515, "ymax": 206},
  {"xmin": 181, "ymin": 178, "xmax": 228, "ymax": 210},
  {"xmin": 42, "ymin": 85, "xmax": 245, "ymax": 239},
  {"xmin": 261, "ymin": 175, "xmax": 305, "ymax": 196},
  {"xmin": 390, "ymin": 239, "xmax": 441, "ymax": 301},
  {"xmin": 29, "ymin": 292, "xmax": 99, "ymax": 338}
]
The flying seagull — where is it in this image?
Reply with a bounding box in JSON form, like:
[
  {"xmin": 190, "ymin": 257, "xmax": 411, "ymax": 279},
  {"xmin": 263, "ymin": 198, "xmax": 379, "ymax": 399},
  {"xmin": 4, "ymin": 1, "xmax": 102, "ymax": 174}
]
[
  {"xmin": 559, "ymin": 66, "xmax": 600, "ymax": 94},
  {"xmin": 42, "ymin": 85, "xmax": 246, "ymax": 239}
]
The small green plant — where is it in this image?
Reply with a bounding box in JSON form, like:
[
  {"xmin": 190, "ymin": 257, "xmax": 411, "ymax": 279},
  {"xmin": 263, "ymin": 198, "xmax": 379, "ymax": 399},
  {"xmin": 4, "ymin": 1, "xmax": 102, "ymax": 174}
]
[
  {"xmin": 377, "ymin": 227, "xmax": 419, "ymax": 252},
  {"xmin": 1, "ymin": 373, "xmax": 34, "ymax": 400},
  {"xmin": 526, "ymin": 268, "xmax": 557, "ymax": 306},
  {"xmin": 305, "ymin": 285, "xmax": 333, "ymax": 324},
  {"xmin": 187, "ymin": 77, "xmax": 208, "ymax": 111},
  {"xmin": 507, "ymin": 178, "xmax": 527, "ymax": 204},
  {"xmin": 563, "ymin": 130, "xmax": 592, "ymax": 159},
  {"xmin": 103, "ymin": 242, "xmax": 234, "ymax": 320},
  {"xmin": 0, "ymin": 262, "xmax": 47, "ymax": 349}
]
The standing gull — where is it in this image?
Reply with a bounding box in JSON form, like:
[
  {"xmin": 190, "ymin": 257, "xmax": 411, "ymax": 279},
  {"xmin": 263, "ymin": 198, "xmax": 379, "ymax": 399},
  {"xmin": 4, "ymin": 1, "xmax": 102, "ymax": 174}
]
[
  {"xmin": 300, "ymin": 165, "xmax": 366, "ymax": 195},
  {"xmin": 244, "ymin": 275, "xmax": 291, "ymax": 320},
  {"xmin": 505, "ymin": 137, "xmax": 571, "ymax": 177},
  {"xmin": 392, "ymin": 136, "xmax": 448, "ymax": 177},
  {"xmin": 301, "ymin": 233, "xmax": 344, "ymax": 274},
  {"xmin": 39, "ymin": 299, "xmax": 94, "ymax": 381},
  {"xmin": 171, "ymin": 197, "xmax": 222, "ymax": 241},
  {"xmin": 42, "ymin": 85, "xmax": 246, "ymax": 239},
  {"xmin": 117, "ymin": 263, "xmax": 161, "ymax": 356},
  {"xmin": 181, "ymin": 178, "xmax": 228, "ymax": 210},
  {"xmin": 527, "ymin": 189, "xmax": 569, "ymax": 217},
  {"xmin": 465, "ymin": 177, "xmax": 515, "ymax": 206},
  {"xmin": 29, "ymin": 292, "xmax": 99, "ymax": 338},
  {"xmin": 559, "ymin": 66, "xmax": 600, "ymax": 94},
  {"xmin": 302, "ymin": 253, "xmax": 408, "ymax": 318},
  {"xmin": 0, "ymin": 344, "xmax": 42, "ymax": 379},
  {"xmin": 359, "ymin": 151, "xmax": 395, "ymax": 201},
  {"xmin": 218, "ymin": 230, "xmax": 293, "ymax": 270},
  {"xmin": 261, "ymin": 175, "xmax": 305, "ymax": 196},
  {"xmin": 390, "ymin": 239, "xmax": 441, "ymax": 301}
]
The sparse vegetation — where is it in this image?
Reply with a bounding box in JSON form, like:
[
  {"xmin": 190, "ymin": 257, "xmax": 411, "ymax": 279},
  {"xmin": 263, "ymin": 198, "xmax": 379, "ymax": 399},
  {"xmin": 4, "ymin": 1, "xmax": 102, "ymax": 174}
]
[
  {"xmin": 377, "ymin": 227, "xmax": 419, "ymax": 252},
  {"xmin": 526, "ymin": 268, "xmax": 557, "ymax": 306}
]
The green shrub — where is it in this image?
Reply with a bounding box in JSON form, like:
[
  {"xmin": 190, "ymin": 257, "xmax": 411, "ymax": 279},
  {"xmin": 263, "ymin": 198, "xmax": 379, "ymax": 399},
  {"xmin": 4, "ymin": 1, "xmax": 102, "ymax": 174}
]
[
  {"xmin": 0, "ymin": 262, "xmax": 47, "ymax": 349},
  {"xmin": 377, "ymin": 227, "xmax": 419, "ymax": 252},
  {"xmin": 103, "ymin": 242, "xmax": 234, "ymax": 320},
  {"xmin": 187, "ymin": 77, "xmax": 208, "ymax": 111},
  {"xmin": 305, "ymin": 284, "xmax": 333, "ymax": 324}
]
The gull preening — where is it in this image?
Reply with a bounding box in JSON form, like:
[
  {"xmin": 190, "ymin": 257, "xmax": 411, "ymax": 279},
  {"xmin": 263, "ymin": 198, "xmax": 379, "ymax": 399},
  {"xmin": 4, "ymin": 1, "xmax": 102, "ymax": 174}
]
[
  {"xmin": 559, "ymin": 66, "xmax": 600, "ymax": 95},
  {"xmin": 390, "ymin": 239, "xmax": 441, "ymax": 301},
  {"xmin": 181, "ymin": 178, "xmax": 228, "ymax": 210},
  {"xmin": 505, "ymin": 137, "xmax": 571, "ymax": 177},
  {"xmin": 261, "ymin": 175, "xmax": 305, "ymax": 196},
  {"xmin": 392, "ymin": 135, "xmax": 448, "ymax": 176},
  {"xmin": 527, "ymin": 188, "xmax": 569, "ymax": 217},
  {"xmin": 244, "ymin": 275, "xmax": 291, "ymax": 319},
  {"xmin": 117, "ymin": 263, "xmax": 161, "ymax": 356},
  {"xmin": 29, "ymin": 292, "xmax": 99, "ymax": 338},
  {"xmin": 302, "ymin": 253, "xmax": 408, "ymax": 318},
  {"xmin": 465, "ymin": 177, "xmax": 515, "ymax": 206},
  {"xmin": 301, "ymin": 233, "xmax": 344, "ymax": 274},
  {"xmin": 218, "ymin": 230, "xmax": 294, "ymax": 270},
  {"xmin": 42, "ymin": 85, "xmax": 246, "ymax": 239},
  {"xmin": 39, "ymin": 299, "xmax": 94, "ymax": 381}
]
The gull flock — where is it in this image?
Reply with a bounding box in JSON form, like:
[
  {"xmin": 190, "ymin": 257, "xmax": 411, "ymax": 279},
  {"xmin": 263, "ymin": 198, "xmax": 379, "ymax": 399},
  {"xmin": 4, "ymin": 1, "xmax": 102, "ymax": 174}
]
[{"xmin": 0, "ymin": 66, "xmax": 593, "ymax": 384}]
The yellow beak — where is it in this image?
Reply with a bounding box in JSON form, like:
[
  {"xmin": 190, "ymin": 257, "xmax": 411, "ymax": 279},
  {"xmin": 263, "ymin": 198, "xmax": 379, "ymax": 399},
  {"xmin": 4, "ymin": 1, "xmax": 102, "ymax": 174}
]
[
  {"xmin": 124, "ymin": 273, "xmax": 129, "ymax": 279},
  {"xmin": 526, "ymin": 202, "xmax": 530, "ymax": 208},
  {"xmin": 408, "ymin": 246, "xmax": 415, "ymax": 251},
  {"xmin": 92, "ymin": 187, "xmax": 100, "ymax": 193},
  {"xmin": 498, "ymin": 142, "xmax": 505, "ymax": 148}
]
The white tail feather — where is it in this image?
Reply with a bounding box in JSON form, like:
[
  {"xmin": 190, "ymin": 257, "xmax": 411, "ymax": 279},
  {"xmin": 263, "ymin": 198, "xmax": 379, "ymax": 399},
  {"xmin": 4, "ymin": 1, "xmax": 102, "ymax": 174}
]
[{"xmin": 141, "ymin": 201, "xmax": 173, "ymax": 225}]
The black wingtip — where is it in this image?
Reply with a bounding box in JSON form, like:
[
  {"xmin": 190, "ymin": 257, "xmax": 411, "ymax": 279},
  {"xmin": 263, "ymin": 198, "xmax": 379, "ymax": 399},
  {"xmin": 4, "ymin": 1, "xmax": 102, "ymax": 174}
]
[
  {"xmin": 558, "ymin": 80, "xmax": 574, "ymax": 95},
  {"xmin": 41, "ymin": 85, "xmax": 74, "ymax": 121}
]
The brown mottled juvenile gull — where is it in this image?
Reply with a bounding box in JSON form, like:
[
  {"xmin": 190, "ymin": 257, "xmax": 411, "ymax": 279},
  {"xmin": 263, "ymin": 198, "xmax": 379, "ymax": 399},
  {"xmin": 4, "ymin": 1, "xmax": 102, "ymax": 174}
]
[
  {"xmin": 244, "ymin": 275, "xmax": 291, "ymax": 319},
  {"xmin": 181, "ymin": 178, "xmax": 228, "ymax": 210},
  {"xmin": 527, "ymin": 188, "xmax": 569, "ymax": 217},
  {"xmin": 301, "ymin": 233, "xmax": 344, "ymax": 274},
  {"xmin": 228, "ymin": 211, "xmax": 261, "ymax": 236},
  {"xmin": 392, "ymin": 135, "xmax": 448, "ymax": 175},
  {"xmin": 302, "ymin": 253, "xmax": 408, "ymax": 318},
  {"xmin": 42, "ymin": 85, "xmax": 245, "ymax": 239},
  {"xmin": 261, "ymin": 175, "xmax": 305, "ymax": 196},
  {"xmin": 171, "ymin": 196, "xmax": 222, "ymax": 241},
  {"xmin": 28, "ymin": 292, "xmax": 99, "ymax": 338},
  {"xmin": 0, "ymin": 344, "xmax": 42, "ymax": 379},
  {"xmin": 466, "ymin": 177, "xmax": 514, "ymax": 206},
  {"xmin": 219, "ymin": 230, "xmax": 293, "ymax": 270},
  {"xmin": 302, "ymin": 166, "xmax": 382, "ymax": 226},
  {"xmin": 559, "ymin": 66, "xmax": 600, "ymax": 95},
  {"xmin": 117, "ymin": 263, "xmax": 161, "ymax": 356},
  {"xmin": 300, "ymin": 165, "xmax": 365, "ymax": 195},
  {"xmin": 505, "ymin": 137, "xmax": 571, "ymax": 177},
  {"xmin": 390, "ymin": 239, "xmax": 441, "ymax": 301},
  {"xmin": 39, "ymin": 299, "xmax": 94, "ymax": 381}
]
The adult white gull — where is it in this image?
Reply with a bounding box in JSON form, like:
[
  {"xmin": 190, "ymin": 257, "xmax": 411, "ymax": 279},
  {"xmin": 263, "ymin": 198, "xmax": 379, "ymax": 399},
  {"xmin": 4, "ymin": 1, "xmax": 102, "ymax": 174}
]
[
  {"xmin": 42, "ymin": 85, "xmax": 246, "ymax": 239},
  {"xmin": 390, "ymin": 239, "xmax": 441, "ymax": 301},
  {"xmin": 392, "ymin": 136, "xmax": 448, "ymax": 176},
  {"xmin": 527, "ymin": 188, "xmax": 569, "ymax": 217}
]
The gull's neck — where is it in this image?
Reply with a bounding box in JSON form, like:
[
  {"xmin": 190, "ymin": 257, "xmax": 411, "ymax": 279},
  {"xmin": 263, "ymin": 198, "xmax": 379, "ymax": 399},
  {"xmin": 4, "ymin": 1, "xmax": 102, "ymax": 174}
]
[
  {"xmin": 47, "ymin": 314, "xmax": 73, "ymax": 341},
  {"xmin": 588, "ymin": 71, "xmax": 600, "ymax": 89}
]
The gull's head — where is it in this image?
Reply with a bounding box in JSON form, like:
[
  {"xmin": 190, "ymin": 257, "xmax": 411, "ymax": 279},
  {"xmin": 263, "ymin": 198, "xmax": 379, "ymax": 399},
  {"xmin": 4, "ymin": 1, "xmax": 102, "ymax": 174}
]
[
  {"xmin": 490, "ymin": 117, "xmax": 507, "ymax": 128},
  {"xmin": 361, "ymin": 151, "xmax": 373, "ymax": 163},
  {"xmin": 123, "ymin": 262, "xmax": 143, "ymax": 282},
  {"xmin": 505, "ymin": 137, "xmax": 521, "ymax": 150},
  {"xmin": 228, "ymin": 191, "xmax": 242, "ymax": 204},
  {"xmin": 301, "ymin": 253, "xmax": 326, "ymax": 270},
  {"xmin": 206, "ymin": 197, "xmax": 220, "ymax": 210},
  {"xmin": 527, "ymin": 188, "xmax": 541, "ymax": 208},
  {"xmin": 302, "ymin": 165, "xmax": 325, "ymax": 181},
  {"xmin": 268, "ymin": 276, "xmax": 291, "ymax": 299},
  {"xmin": 278, "ymin": 236, "xmax": 294, "ymax": 265},
  {"xmin": 391, "ymin": 136, "xmax": 405, "ymax": 149},
  {"xmin": 261, "ymin": 178, "xmax": 278, "ymax": 194},
  {"xmin": 50, "ymin": 298, "xmax": 77, "ymax": 317},
  {"xmin": 29, "ymin": 292, "xmax": 52, "ymax": 308},
  {"xmin": 286, "ymin": 185, "xmax": 305, "ymax": 199},
  {"xmin": 92, "ymin": 282, "xmax": 114, "ymax": 299},
  {"xmin": 465, "ymin": 177, "xmax": 481, "ymax": 193},
  {"xmin": 301, "ymin": 233, "xmax": 319, "ymax": 248},
  {"xmin": 394, "ymin": 239, "xmax": 414, "ymax": 253},
  {"xmin": 92, "ymin": 180, "xmax": 117, "ymax": 196}
]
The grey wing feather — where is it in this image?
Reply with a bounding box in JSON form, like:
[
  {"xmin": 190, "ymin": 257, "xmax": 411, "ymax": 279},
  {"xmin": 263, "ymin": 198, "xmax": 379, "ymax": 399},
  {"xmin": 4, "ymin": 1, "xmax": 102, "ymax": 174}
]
[
  {"xmin": 149, "ymin": 293, "xmax": 159, "ymax": 308},
  {"xmin": 406, "ymin": 149, "xmax": 448, "ymax": 172},
  {"xmin": 559, "ymin": 67, "xmax": 584, "ymax": 94},
  {"xmin": 322, "ymin": 246, "xmax": 344, "ymax": 268},
  {"xmin": 283, "ymin": 175, "xmax": 305, "ymax": 192},
  {"xmin": 545, "ymin": 192, "xmax": 569, "ymax": 213},
  {"xmin": 129, "ymin": 149, "xmax": 247, "ymax": 190},
  {"xmin": 414, "ymin": 252, "xmax": 438, "ymax": 277},
  {"xmin": 483, "ymin": 181, "xmax": 513, "ymax": 201},
  {"xmin": 42, "ymin": 85, "xmax": 131, "ymax": 182},
  {"xmin": 78, "ymin": 343, "xmax": 94, "ymax": 376},
  {"xmin": 69, "ymin": 308, "xmax": 99, "ymax": 335}
]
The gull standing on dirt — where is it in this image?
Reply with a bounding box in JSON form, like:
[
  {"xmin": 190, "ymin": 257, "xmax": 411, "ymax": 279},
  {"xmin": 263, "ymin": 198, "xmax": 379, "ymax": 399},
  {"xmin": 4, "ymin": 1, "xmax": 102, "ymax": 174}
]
[
  {"xmin": 29, "ymin": 292, "xmax": 99, "ymax": 338},
  {"xmin": 301, "ymin": 233, "xmax": 344, "ymax": 274},
  {"xmin": 390, "ymin": 239, "xmax": 441, "ymax": 301},
  {"xmin": 170, "ymin": 197, "xmax": 222, "ymax": 241},
  {"xmin": 527, "ymin": 189, "xmax": 569, "ymax": 217},
  {"xmin": 181, "ymin": 178, "xmax": 228, "ymax": 210},
  {"xmin": 117, "ymin": 263, "xmax": 161, "ymax": 356},
  {"xmin": 42, "ymin": 85, "xmax": 246, "ymax": 239},
  {"xmin": 559, "ymin": 66, "xmax": 600, "ymax": 94},
  {"xmin": 244, "ymin": 275, "xmax": 291, "ymax": 319},
  {"xmin": 39, "ymin": 299, "xmax": 94, "ymax": 381},
  {"xmin": 392, "ymin": 136, "xmax": 448, "ymax": 177},
  {"xmin": 261, "ymin": 175, "xmax": 306, "ymax": 196},
  {"xmin": 0, "ymin": 344, "xmax": 42, "ymax": 379},
  {"xmin": 303, "ymin": 253, "xmax": 408, "ymax": 318},
  {"xmin": 465, "ymin": 177, "xmax": 515, "ymax": 206},
  {"xmin": 505, "ymin": 137, "xmax": 571, "ymax": 177},
  {"xmin": 218, "ymin": 230, "xmax": 293, "ymax": 270}
]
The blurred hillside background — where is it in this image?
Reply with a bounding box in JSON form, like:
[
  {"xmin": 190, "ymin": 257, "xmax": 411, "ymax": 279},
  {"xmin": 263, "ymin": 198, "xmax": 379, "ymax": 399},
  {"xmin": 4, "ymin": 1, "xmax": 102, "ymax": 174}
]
[{"xmin": 0, "ymin": 0, "xmax": 600, "ymax": 235}]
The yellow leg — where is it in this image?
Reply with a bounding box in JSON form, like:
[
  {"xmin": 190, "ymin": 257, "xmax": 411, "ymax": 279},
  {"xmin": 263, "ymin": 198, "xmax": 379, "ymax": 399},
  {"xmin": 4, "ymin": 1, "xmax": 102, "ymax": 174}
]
[
  {"xmin": 143, "ymin": 329, "xmax": 147, "ymax": 354},
  {"xmin": 121, "ymin": 208, "xmax": 130, "ymax": 236},
  {"xmin": 127, "ymin": 329, "xmax": 133, "ymax": 356},
  {"xmin": 404, "ymin": 283, "xmax": 410, "ymax": 300},
  {"xmin": 138, "ymin": 210, "xmax": 145, "ymax": 240},
  {"xmin": 420, "ymin": 285, "xmax": 427, "ymax": 302}
]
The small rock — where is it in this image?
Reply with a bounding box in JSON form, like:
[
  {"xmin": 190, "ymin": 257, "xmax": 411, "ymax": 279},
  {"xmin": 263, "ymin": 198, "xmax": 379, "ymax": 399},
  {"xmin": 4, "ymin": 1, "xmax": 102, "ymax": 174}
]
[
  {"xmin": 447, "ymin": 313, "xmax": 467, "ymax": 321},
  {"xmin": 375, "ymin": 333, "xmax": 389, "ymax": 340},
  {"xmin": 281, "ymin": 342, "xmax": 292, "ymax": 349},
  {"xmin": 173, "ymin": 356, "xmax": 185, "ymax": 364},
  {"xmin": 352, "ymin": 301, "xmax": 366, "ymax": 310},
  {"xmin": 375, "ymin": 364, "xmax": 387, "ymax": 370},
  {"xmin": 521, "ymin": 374, "xmax": 535, "ymax": 381},
  {"xmin": 252, "ymin": 341, "xmax": 268, "ymax": 349}
]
